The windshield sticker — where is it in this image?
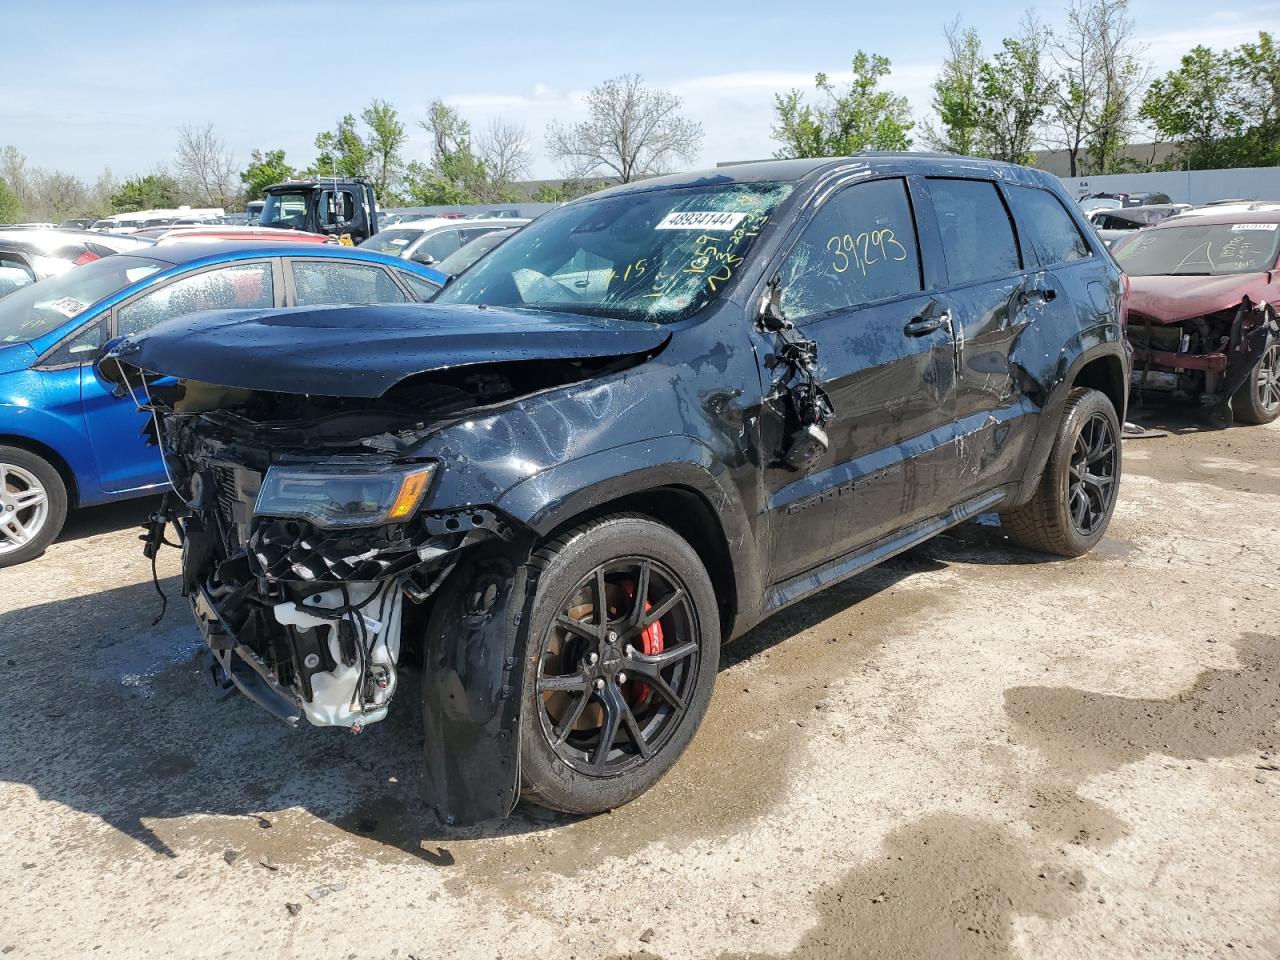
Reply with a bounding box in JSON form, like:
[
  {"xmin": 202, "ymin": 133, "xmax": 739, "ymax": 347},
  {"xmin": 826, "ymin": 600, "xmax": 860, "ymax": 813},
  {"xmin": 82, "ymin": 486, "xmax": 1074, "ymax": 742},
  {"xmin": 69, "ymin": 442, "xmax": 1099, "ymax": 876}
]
[
  {"xmin": 656, "ymin": 211, "xmax": 747, "ymax": 231},
  {"xmin": 47, "ymin": 297, "xmax": 88, "ymax": 318},
  {"xmin": 1230, "ymin": 223, "xmax": 1278, "ymax": 231}
]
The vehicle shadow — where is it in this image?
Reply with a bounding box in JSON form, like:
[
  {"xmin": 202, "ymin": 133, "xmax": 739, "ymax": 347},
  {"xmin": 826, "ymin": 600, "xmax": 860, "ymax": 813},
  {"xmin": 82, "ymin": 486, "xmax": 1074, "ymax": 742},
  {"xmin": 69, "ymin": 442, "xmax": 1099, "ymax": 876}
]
[
  {"xmin": 55, "ymin": 495, "xmax": 163, "ymax": 544},
  {"xmin": 0, "ymin": 542, "xmax": 992, "ymax": 866}
]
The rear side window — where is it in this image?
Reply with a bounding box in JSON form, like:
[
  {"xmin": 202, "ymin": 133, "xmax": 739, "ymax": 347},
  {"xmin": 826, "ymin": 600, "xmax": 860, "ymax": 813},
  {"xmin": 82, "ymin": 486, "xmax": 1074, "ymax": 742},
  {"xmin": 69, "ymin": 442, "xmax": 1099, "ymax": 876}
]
[
  {"xmin": 411, "ymin": 229, "xmax": 462, "ymax": 265},
  {"xmin": 398, "ymin": 271, "xmax": 442, "ymax": 302},
  {"xmin": 779, "ymin": 177, "xmax": 923, "ymax": 322},
  {"xmin": 1006, "ymin": 185, "xmax": 1092, "ymax": 266},
  {"xmin": 117, "ymin": 262, "xmax": 274, "ymax": 338},
  {"xmin": 292, "ymin": 260, "xmax": 408, "ymax": 305},
  {"xmin": 928, "ymin": 179, "xmax": 1020, "ymax": 285}
]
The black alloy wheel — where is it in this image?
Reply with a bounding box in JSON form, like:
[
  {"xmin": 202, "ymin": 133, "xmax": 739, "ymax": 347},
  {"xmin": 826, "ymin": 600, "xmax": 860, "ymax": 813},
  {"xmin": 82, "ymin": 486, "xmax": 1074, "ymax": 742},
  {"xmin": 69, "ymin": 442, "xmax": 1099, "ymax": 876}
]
[
  {"xmin": 536, "ymin": 556, "xmax": 700, "ymax": 776},
  {"xmin": 1067, "ymin": 412, "xmax": 1118, "ymax": 537}
]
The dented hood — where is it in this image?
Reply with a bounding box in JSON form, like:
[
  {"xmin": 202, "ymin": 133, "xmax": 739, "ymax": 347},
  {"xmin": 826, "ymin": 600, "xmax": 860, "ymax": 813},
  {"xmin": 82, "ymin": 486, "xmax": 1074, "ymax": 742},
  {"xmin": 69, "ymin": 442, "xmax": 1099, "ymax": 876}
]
[
  {"xmin": 106, "ymin": 303, "xmax": 670, "ymax": 397},
  {"xmin": 1127, "ymin": 273, "xmax": 1271, "ymax": 324}
]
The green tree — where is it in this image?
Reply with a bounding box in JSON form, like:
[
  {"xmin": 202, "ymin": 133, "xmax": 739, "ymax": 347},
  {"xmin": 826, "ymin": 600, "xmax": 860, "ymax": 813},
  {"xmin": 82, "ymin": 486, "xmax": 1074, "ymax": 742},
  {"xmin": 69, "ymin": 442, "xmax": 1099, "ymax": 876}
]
[
  {"xmin": 311, "ymin": 114, "xmax": 369, "ymax": 179},
  {"xmin": 1138, "ymin": 40, "xmax": 1278, "ymax": 169},
  {"xmin": 240, "ymin": 149, "xmax": 294, "ymax": 201},
  {"xmin": 976, "ymin": 18, "xmax": 1055, "ymax": 165},
  {"xmin": 772, "ymin": 52, "xmax": 914, "ymax": 158},
  {"xmin": 110, "ymin": 173, "xmax": 181, "ymax": 213},
  {"xmin": 0, "ymin": 177, "xmax": 21, "ymax": 223},
  {"xmin": 403, "ymin": 101, "xmax": 490, "ymax": 205},
  {"xmin": 924, "ymin": 21, "xmax": 985, "ymax": 156},
  {"xmin": 362, "ymin": 99, "xmax": 406, "ymax": 201}
]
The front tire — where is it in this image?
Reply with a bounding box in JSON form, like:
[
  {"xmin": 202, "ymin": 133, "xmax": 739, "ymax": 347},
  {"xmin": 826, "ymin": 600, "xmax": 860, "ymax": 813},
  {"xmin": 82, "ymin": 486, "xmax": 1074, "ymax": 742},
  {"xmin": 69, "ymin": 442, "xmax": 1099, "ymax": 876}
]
[
  {"xmin": 1000, "ymin": 388, "xmax": 1121, "ymax": 558},
  {"xmin": 518, "ymin": 515, "xmax": 720, "ymax": 815},
  {"xmin": 0, "ymin": 446, "xmax": 68, "ymax": 568},
  {"xmin": 1232, "ymin": 338, "xmax": 1280, "ymax": 425}
]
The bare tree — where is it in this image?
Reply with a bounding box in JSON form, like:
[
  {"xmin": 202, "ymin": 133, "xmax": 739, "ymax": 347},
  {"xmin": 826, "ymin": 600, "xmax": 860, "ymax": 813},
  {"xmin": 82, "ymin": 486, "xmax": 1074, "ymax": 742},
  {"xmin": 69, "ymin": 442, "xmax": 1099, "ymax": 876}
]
[
  {"xmin": 1, "ymin": 146, "xmax": 31, "ymax": 212},
  {"xmin": 546, "ymin": 74, "xmax": 703, "ymax": 182},
  {"xmin": 1049, "ymin": 0, "xmax": 1148, "ymax": 176},
  {"xmin": 477, "ymin": 118, "xmax": 532, "ymax": 190},
  {"xmin": 32, "ymin": 170, "xmax": 89, "ymax": 221},
  {"xmin": 1086, "ymin": 0, "xmax": 1149, "ymax": 174},
  {"xmin": 174, "ymin": 123, "xmax": 239, "ymax": 207}
]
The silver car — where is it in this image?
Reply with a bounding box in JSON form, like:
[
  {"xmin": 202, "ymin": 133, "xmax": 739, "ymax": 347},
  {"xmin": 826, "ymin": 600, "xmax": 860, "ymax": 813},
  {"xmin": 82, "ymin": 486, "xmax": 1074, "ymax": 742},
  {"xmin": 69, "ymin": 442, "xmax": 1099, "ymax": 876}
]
[{"xmin": 358, "ymin": 217, "xmax": 529, "ymax": 266}]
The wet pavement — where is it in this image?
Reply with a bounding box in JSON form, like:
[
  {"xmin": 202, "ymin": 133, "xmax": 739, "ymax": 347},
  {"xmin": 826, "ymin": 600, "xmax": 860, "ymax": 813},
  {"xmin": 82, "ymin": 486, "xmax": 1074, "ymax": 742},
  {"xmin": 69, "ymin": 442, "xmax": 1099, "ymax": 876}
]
[{"xmin": 0, "ymin": 412, "xmax": 1277, "ymax": 959}]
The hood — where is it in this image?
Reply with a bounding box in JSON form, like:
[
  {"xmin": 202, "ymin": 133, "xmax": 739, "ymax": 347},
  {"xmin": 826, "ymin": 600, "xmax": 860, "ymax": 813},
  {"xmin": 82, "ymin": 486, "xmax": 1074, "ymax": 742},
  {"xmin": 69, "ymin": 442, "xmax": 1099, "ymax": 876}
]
[
  {"xmin": 104, "ymin": 303, "xmax": 670, "ymax": 398},
  {"xmin": 0, "ymin": 341, "xmax": 37, "ymax": 376},
  {"xmin": 1127, "ymin": 273, "xmax": 1271, "ymax": 324}
]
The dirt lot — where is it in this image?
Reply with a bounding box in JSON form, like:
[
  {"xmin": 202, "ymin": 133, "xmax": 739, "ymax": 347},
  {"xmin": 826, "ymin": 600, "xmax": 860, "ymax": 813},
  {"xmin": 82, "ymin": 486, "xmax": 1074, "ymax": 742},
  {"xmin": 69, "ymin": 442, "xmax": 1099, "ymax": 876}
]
[{"xmin": 0, "ymin": 410, "xmax": 1277, "ymax": 960}]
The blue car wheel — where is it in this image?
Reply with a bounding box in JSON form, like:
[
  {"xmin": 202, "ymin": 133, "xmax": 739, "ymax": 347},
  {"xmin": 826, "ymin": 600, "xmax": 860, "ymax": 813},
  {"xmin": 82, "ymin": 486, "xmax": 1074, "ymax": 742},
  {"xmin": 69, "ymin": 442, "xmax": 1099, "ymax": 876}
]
[{"xmin": 0, "ymin": 446, "xmax": 68, "ymax": 567}]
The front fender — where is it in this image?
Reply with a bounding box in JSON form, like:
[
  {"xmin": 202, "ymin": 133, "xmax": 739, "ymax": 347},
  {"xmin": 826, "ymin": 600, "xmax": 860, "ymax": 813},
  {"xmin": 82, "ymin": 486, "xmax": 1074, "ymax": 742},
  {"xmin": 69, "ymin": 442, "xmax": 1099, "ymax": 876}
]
[
  {"xmin": 0, "ymin": 402, "xmax": 98, "ymax": 504},
  {"xmin": 496, "ymin": 434, "xmax": 761, "ymax": 632}
]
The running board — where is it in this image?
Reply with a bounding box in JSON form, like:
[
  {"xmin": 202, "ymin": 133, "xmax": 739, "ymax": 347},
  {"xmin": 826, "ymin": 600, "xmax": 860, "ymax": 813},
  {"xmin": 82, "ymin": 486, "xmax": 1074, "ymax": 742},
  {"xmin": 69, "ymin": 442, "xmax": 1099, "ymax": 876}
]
[{"xmin": 764, "ymin": 489, "xmax": 1009, "ymax": 612}]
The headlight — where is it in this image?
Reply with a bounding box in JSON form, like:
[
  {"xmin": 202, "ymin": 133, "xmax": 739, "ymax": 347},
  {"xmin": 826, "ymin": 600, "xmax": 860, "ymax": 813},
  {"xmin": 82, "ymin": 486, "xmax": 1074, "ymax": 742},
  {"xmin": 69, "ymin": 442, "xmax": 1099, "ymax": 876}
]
[{"xmin": 254, "ymin": 463, "xmax": 435, "ymax": 528}]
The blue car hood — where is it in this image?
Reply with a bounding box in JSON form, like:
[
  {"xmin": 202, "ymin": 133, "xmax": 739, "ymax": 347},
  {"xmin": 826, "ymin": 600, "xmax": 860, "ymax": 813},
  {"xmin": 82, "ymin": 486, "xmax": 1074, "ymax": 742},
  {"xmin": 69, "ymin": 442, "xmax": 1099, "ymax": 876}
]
[
  {"xmin": 104, "ymin": 303, "xmax": 670, "ymax": 398},
  {"xmin": 0, "ymin": 342, "xmax": 37, "ymax": 376}
]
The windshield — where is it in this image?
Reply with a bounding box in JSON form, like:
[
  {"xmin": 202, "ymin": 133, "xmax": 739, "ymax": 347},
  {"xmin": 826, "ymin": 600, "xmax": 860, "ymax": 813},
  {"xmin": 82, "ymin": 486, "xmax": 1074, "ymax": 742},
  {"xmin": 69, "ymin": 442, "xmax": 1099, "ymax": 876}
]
[
  {"xmin": 359, "ymin": 227, "xmax": 424, "ymax": 255},
  {"xmin": 1114, "ymin": 222, "xmax": 1280, "ymax": 276},
  {"xmin": 0, "ymin": 255, "xmax": 165, "ymax": 343},
  {"xmin": 435, "ymin": 181, "xmax": 794, "ymax": 322},
  {"xmin": 436, "ymin": 230, "xmax": 512, "ymax": 275},
  {"xmin": 260, "ymin": 191, "xmax": 309, "ymax": 230}
]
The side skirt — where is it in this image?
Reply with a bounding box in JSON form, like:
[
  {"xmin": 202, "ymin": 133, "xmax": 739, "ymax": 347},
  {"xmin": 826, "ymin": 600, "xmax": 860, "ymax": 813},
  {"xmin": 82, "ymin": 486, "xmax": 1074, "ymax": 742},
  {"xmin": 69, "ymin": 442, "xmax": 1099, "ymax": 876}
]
[{"xmin": 763, "ymin": 487, "xmax": 1011, "ymax": 613}]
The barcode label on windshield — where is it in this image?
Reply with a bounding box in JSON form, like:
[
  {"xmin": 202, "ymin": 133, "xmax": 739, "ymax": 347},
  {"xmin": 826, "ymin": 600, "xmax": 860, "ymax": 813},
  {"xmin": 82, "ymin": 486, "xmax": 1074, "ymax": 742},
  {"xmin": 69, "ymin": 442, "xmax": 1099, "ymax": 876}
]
[
  {"xmin": 656, "ymin": 211, "xmax": 747, "ymax": 231},
  {"xmin": 1231, "ymin": 223, "xmax": 1278, "ymax": 231}
]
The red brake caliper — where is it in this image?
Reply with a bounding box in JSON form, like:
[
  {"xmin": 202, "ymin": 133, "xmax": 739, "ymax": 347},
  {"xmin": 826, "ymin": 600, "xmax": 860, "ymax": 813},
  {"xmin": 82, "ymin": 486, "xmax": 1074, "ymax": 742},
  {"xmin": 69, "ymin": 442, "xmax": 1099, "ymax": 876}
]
[{"xmin": 620, "ymin": 578, "xmax": 663, "ymax": 705}]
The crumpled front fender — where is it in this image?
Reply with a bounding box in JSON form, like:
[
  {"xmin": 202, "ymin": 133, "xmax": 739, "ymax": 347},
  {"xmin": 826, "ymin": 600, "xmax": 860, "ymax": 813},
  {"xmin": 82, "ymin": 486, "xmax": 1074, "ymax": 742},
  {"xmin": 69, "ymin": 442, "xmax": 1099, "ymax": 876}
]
[{"xmin": 419, "ymin": 536, "xmax": 538, "ymax": 826}]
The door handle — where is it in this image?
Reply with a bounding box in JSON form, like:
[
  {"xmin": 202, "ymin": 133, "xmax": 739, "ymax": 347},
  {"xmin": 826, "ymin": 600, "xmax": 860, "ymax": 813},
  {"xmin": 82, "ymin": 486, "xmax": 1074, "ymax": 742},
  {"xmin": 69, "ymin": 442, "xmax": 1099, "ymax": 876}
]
[
  {"xmin": 904, "ymin": 309, "xmax": 950, "ymax": 337},
  {"xmin": 1019, "ymin": 286, "xmax": 1057, "ymax": 304}
]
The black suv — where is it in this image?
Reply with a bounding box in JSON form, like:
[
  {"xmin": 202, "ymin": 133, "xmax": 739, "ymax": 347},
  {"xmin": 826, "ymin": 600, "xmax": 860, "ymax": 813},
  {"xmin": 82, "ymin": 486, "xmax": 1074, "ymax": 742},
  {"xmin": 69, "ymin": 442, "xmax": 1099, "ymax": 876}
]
[{"xmin": 105, "ymin": 154, "xmax": 1130, "ymax": 825}]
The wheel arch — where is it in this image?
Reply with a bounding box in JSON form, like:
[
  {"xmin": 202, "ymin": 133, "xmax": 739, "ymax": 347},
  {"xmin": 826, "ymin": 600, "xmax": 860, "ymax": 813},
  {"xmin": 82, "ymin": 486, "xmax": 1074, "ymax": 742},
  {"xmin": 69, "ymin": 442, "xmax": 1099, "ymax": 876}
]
[
  {"xmin": 496, "ymin": 437, "xmax": 760, "ymax": 640},
  {"xmin": 0, "ymin": 433, "xmax": 79, "ymax": 507},
  {"xmin": 1070, "ymin": 352, "xmax": 1128, "ymax": 422}
]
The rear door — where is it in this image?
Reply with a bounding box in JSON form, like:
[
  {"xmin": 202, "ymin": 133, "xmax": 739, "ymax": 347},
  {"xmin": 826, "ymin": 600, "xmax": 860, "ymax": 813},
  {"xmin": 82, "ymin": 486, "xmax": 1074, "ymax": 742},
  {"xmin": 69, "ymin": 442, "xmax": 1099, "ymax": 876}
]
[
  {"xmin": 285, "ymin": 258, "xmax": 412, "ymax": 306},
  {"xmin": 759, "ymin": 176, "xmax": 959, "ymax": 583},
  {"xmin": 922, "ymin": 177, "xmax": 1051, "ymax": 503},
  {"xmin": 82, "ymin": 260, "xmax": 281, "ymax": 493}
]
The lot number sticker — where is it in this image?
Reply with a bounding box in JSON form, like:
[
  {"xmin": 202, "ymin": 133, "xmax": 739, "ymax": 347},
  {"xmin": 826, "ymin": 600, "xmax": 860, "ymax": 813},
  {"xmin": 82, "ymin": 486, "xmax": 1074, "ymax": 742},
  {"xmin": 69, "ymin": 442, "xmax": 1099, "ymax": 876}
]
[
  {"xmin": 1230, "ymin": 223, "xmax": 1279, "ymax": 231},
  {"xmin": 656, "ymin": 211, "xmax": 747, "ymax": 231}
]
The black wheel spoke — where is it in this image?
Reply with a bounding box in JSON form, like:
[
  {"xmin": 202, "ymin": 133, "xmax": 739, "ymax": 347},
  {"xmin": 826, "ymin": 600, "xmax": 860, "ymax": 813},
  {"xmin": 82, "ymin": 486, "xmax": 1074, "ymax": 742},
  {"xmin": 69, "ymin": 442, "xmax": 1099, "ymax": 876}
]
[
  {"xmin": 1088, "ymin": 443, "xmax": 1115, "ymax": 465},
  {"xmin": 641, "ymin": 589, "xmax": 685, "ymax": 629},
  {"xmin": 592, "ymin": 684, "xmax": 624, "ymax": 770},
  {"xmin": 593, "ymin": 567, "xmax": 609, "ymax": 638},
  {"xmin": 631, "ymin": 640, "xmax": 697, "ymax": 670},
  {"xmin": 555, "ymin": 614, "xmax": 597, "ymax": 643},
  {"xmin": 621, "ymin": 698, "xmax": 652, "ymax": 759},
  {"xmin": 629, "ymin": 559, "xmax": 652, "ymax": 628},
  {"xmin": 639, "ymin": 671, "xmax": 686, "ymax": 711},
  {"xmin": 538, "ymin": 672, "xmax": 589, "ymax": 693},
  {"xmin": 552, "ymin": 690, "xmax": 591, "ymax": 746}
]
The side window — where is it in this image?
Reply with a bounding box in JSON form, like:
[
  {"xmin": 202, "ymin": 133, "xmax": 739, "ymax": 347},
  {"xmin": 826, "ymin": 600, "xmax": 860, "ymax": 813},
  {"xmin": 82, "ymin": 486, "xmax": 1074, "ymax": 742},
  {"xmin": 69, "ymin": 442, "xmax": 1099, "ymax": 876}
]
[
  {"xmin": 292, "ymin": 260, "xmax": 408, "ymax": 305},
  {"xmin": 1006, "ymin": 185, "xmax": 1092, "ymax": 266},
  {"xmin": 117, "ymin": 263, "xmax": 274, "ymax": 337},
  {"xmin": 779, "ymin": 177, "xmax": 922, "ymax": 322},
  {"xmin": 317, "ymin": 190, "xmax": 356, "ymax": 228},
  {"xmin": 460, "ymin": 227, "xmax": 498, "ymax": 245},
  {"xmin": 411, "ymin": 230, "xmax": 462, "ymax": 265},
  {"xmin": 0, "ymin": 257, "xmax": 34, "ymax": 298},
  {"xmin": 42, "ymin": 318, "xmax": 106, "ymax": 367},
  {"xmin": 397, "ymin": 271, "xmax": 442, "ymax": 302},
  {"xmin": 927, "ymin": 179, "xmax": 1021, "ymax": 285}
]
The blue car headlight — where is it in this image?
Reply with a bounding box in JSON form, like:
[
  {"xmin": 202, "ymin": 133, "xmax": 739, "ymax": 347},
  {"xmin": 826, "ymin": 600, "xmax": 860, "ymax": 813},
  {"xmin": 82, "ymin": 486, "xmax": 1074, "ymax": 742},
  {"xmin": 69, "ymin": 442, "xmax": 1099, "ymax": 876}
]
[{"xmin": 254, "ymin": 463, "xmax": 435, "ymax": 529}]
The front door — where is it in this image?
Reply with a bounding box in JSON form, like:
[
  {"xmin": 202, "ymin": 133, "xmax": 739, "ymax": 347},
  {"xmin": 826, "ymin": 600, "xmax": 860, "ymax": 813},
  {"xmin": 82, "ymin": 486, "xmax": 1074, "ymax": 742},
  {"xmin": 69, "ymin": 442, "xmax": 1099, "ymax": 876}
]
[
  {"xmin": 758, "ymin": 176, "xmax": 959, "ymax": 584},
  {"xmin": 84, "ymin": 260, "xmax": 277, "ymax": 493}
]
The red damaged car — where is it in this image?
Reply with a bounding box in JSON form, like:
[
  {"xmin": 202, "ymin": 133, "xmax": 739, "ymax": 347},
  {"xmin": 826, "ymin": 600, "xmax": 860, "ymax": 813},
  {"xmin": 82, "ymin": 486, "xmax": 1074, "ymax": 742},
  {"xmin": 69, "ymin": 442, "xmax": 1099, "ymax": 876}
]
[{"xmin": 1115, "ymin": 211, "xmax": 1280, "ymax": 424}]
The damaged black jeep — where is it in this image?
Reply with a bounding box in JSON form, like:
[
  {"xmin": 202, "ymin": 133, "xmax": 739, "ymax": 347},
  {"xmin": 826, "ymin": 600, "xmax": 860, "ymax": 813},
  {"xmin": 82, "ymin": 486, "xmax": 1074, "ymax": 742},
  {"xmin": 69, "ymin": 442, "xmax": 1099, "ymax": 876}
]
[{"xmin": 102, "ymin": 155, "xmax": 1130, "ymax": 825}]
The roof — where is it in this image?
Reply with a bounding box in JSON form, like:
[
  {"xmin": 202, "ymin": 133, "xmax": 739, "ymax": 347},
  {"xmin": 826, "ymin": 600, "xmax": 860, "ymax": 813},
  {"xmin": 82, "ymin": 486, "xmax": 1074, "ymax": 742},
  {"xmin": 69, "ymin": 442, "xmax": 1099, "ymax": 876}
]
[
  {"xmin": 1150, "ymin": 210, "xmax": 1280, "ymax": 230},
  {"xmin": 583, "ymin": 152, "xmax": 1058, "ymax": 202},
  {"xmin": 132, "ymin": 240, "xmax": 449, "ymax": 279}
]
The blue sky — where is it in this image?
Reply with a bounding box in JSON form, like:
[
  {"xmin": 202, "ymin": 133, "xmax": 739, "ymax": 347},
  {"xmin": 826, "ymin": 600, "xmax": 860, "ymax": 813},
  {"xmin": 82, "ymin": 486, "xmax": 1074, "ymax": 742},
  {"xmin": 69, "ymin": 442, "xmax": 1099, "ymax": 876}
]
[{"xmin": 4, "ymin": 0, "xmax": 1278, "ymax": 183}]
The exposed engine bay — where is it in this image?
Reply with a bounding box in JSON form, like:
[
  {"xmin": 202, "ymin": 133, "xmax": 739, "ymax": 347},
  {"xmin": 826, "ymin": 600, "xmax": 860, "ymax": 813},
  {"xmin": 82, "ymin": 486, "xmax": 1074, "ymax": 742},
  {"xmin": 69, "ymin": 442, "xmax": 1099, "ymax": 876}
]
[
  {"xmin": 135, "ymin": 365, "xmax": 560, "ymax": 732},
  {"xmin": 1128, "ymin": 298, "xmax": 1277, "ymax": 418}
]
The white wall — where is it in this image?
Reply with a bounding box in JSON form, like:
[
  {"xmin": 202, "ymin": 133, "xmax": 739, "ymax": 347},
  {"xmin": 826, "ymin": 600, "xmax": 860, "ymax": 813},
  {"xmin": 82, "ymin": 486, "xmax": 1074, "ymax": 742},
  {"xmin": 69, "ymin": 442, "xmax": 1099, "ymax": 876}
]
[{"xmin": 1059, "ymin": 167, "xmax": 1280, "ymax": 204}]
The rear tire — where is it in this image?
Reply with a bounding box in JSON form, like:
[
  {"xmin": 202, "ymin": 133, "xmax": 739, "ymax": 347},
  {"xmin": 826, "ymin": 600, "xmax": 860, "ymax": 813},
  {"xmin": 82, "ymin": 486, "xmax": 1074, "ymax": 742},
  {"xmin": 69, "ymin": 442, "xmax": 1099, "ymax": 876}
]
[
  {"xmin": 0, "ymin": 445, "xmax": 68, "ymax": 568},
  {"xmin": 1000, "ymin": 388, "xmax": 1121, "ymax": 558},
  {"xmin": 1232, "ymin": 338, "xmax": 1280, "ymax": 425},
  {"xmin": 518, "ymin": 514, "xmax": 720, "ymax": 815}
]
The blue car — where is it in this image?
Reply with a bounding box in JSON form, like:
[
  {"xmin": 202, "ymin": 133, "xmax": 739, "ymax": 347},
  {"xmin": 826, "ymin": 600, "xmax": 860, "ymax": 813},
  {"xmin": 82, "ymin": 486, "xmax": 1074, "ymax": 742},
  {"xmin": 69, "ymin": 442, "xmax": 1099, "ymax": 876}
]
[{"xmin": 0, "ymin": 242, "xmax": 445, "ymax": 566}]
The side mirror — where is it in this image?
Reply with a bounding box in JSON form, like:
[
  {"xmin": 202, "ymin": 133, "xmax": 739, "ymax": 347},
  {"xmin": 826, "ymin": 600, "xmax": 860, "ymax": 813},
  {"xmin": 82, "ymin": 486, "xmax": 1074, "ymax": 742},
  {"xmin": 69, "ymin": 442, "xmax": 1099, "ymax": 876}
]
[{"xmin": 758, "ymin": 274, "xmax": 789, "ymax": 332}]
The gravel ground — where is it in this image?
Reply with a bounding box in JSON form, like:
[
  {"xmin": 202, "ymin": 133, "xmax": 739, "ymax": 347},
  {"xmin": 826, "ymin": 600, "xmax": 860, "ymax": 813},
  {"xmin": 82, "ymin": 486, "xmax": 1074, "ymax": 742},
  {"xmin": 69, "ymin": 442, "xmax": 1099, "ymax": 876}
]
[{"xmin": 0, "ymin": 410, "xmax": 1276, "ymax": 960}]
